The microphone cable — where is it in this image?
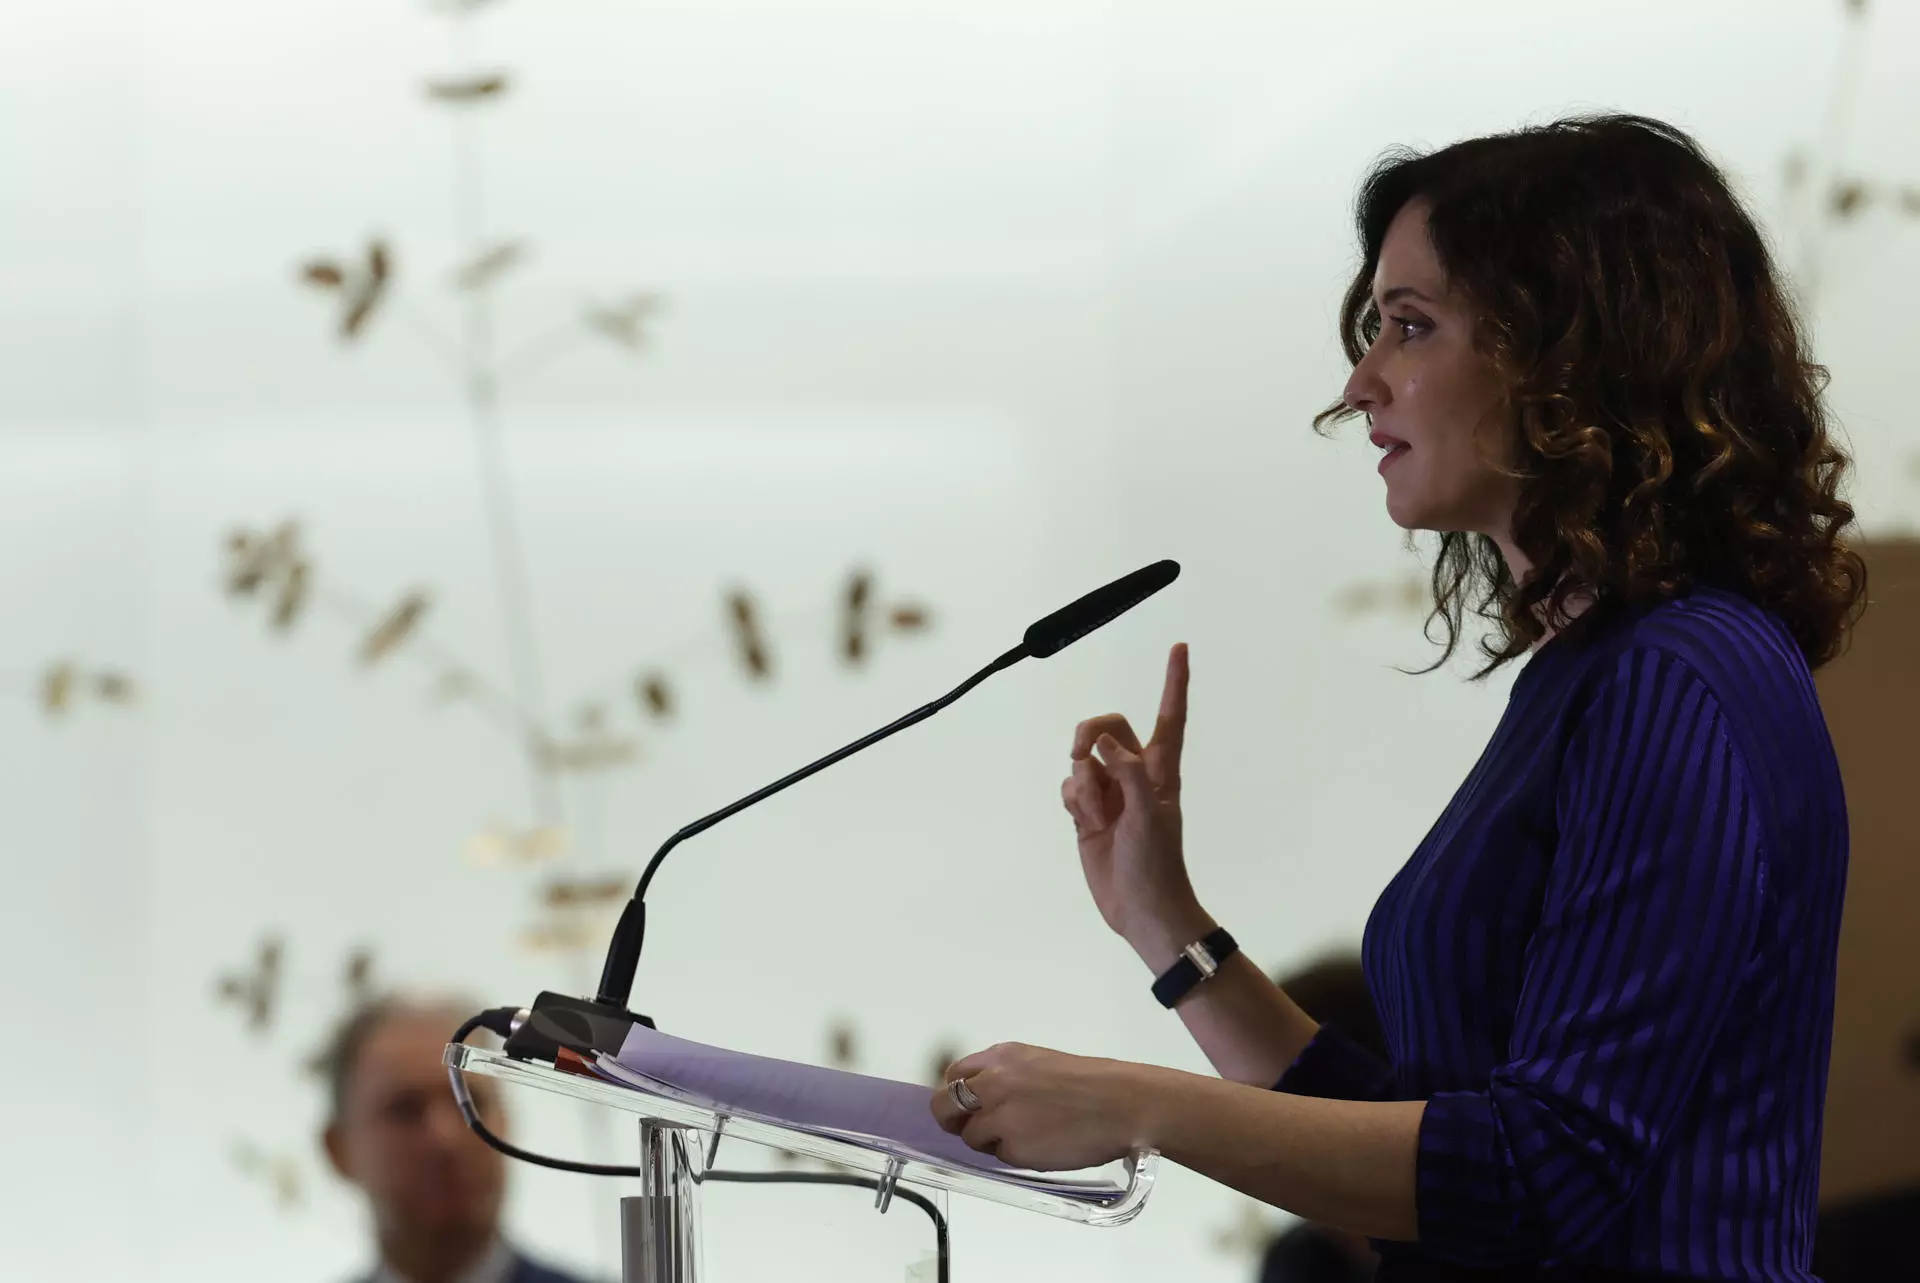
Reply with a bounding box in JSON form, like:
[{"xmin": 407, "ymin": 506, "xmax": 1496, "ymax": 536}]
[{"xmin": 448, "ymin": 1009, "xmax": 950, "ymax": 1283}]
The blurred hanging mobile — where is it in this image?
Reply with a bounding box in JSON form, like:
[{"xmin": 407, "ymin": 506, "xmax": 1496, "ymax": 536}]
[
  {"xmin": 1785, "ymin": 0, "xmax": 1913, "ymax": 306},
  {"xmin": 209, "ymin": 0, "xmax": 951, "ymax": 1223}
]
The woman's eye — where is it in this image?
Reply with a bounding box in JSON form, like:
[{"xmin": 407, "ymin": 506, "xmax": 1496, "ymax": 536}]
[{"xmin": 1390, "ymin": 315, "xmax": 1427, "ymax": 341}]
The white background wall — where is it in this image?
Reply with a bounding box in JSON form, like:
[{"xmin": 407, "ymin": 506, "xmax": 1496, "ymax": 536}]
[{"xmin": 3, "ymin": 2, "xmax": 1918, "ymax": 1280}]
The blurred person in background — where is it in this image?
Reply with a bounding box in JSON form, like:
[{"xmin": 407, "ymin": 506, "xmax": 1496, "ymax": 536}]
[
  {"xmin": 931, "ymin": 112, "xmax": 1865, "ymax": 1282},
  {"xmin": 1812, "ymin": 1179, "xmax": 1920, "ymax": 1283},
  {"xmin": 1258, "ymin": 953, "xmax": 1384, "ymax": 1283},
  {"xmin": 320, "ymin": 995, "xmax": 594, "ymax": 1283}
]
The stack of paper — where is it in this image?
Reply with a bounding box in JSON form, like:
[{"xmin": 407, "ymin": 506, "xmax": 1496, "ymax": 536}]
[{"xmin": 590, "ymin": 1023, "xmax": 1127, "ymax": 1202}]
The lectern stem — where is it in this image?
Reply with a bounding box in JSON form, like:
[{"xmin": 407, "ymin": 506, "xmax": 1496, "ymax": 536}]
[{"xmin": 621, "ymin": 1122, "xmax": 701, "ymax": 1283}]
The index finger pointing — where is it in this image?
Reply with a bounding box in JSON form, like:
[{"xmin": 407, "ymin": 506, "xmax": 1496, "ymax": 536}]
[{"xmin": 1151, "ymin": 642, "xmax": 1189, "ymax": 758}]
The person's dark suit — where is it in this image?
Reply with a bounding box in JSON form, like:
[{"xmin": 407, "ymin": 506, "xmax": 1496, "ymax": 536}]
[{"xmin": 350, "ymin": 1248, "xmax": 596, "ymax": 1283}]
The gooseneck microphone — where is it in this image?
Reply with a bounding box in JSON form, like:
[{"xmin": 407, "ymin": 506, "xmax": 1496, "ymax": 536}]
[{"xmin": 588, "ymin": 558, "xmax": 1181, "ymax": 1015}]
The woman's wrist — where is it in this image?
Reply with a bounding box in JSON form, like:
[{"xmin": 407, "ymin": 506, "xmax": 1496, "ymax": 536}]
[{"xmin": 1111, "ymin": 1060, "xmax": 1196, "ymax": 1152}]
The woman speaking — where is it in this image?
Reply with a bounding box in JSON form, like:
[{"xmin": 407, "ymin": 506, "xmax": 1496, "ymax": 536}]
[{"xmin": 930, "ymin": 113, "xmax": 1864, "ymax": 1283}]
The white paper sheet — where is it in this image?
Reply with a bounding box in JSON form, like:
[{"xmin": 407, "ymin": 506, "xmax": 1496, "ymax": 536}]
[{"xmin": 594, "ymin": 1023, "xmax": 1127, "ymax": 1201}]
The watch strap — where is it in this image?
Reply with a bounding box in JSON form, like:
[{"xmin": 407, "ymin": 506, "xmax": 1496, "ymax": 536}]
[{"xmin": 1151, "ymin": 926, "xmax": 1238, "ymax": 1008}]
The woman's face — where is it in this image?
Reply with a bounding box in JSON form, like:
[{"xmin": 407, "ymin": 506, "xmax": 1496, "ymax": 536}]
[{"xmin": 1343, "ymin": 201, "xmax": 1518, "ymax": 542}]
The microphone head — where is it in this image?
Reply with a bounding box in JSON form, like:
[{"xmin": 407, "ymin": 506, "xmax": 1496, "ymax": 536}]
[{"xmin": 1022, "ymin": 560, "xmax": 1180, "ymax": 659}]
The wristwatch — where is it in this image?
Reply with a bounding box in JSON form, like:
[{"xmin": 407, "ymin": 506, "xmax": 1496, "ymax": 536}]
[{"xmin": 1151, "ymin": 927, "xmax": 1238, "ymax": 1008}]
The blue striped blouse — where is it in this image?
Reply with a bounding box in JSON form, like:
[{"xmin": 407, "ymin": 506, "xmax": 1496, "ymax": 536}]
[{"xmin": 1276, "ymin": 586, "xmax": 1849, "ymax": 1282}]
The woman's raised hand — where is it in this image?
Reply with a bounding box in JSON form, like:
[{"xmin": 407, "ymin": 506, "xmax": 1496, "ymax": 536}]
[{"xmin": 1060, "ymin": 643, "xmax": 1208, "ymax": 958}]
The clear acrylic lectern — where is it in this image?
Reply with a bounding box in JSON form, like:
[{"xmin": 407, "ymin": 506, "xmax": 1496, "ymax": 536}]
[{"xmin": 446, "ymin": 1042, "xmax": 1157, "ymax": 1283}]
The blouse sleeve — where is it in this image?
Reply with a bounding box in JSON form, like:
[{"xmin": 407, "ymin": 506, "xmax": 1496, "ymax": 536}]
[
  {"xmin": 1272, "ymin": 1022, "xmax": 1399, "ymax": 1102},
  {"xmin": 1413, "ymin": 646, "xmax": 1770, "ymax": 1264}
]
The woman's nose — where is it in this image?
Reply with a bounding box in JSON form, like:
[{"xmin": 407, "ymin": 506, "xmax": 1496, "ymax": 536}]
[{"xmin": 1345, "ymin": 353, "xmax": 1388, "ymax": 416}]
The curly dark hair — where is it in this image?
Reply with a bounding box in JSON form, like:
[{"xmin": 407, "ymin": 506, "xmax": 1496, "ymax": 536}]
[{"xmin": 1315, "ymin": 112, "xmax": 1867, "ymax": 675}]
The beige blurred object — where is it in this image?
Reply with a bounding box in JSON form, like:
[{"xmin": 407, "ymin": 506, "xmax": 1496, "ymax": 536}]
[
  {"xmin": 534, "ymin": 728, "xmax": 639, "ymax": 773},
  {"xmin": 452, "ymin": 240, "xmax": 526, "ymax": 291},
  {"xmin": 342, "ymin": 946, "xmax": 377, "ymax": 1005},
  {"xmin": 297, "ymin": 239, "xmax": 392, "ymax": 341},
  {"xmin": 1208, "ymin": 1199, "xmax": 1275, "ymax": 1259},
  {"xmin": 1830, "ymin": 180, "xmax": 1869, "ymax": 219},
  {"xmin": 1814, "ymin": 537, "xmax": 1920, "ymax": 1205},
  {"xmin": 841, "ymin": 568, "xmax": 874, "ymax": 664},
  {"xmin": 1331, "ymin": 572, "xmax": 1426, "ymax": 620},
  {"xmin": 1826, "ymin": 178, "xmax": 1920, "ymax": 222},
  {"xmin": 726, "ymin": 589, "xmax": 772, "ymax": 680},
  {"xmin": 224, "ymin": 521, "xmax": 303, "ymax": 600},
  {"xmin": 430, "ymin": 668, "xmax": 477, "ymax": 706},
  {"xmin": 888, "ymin": 603, "xmax": 930, "ymax": 632},
  {"xmin": 39, "ymin": 661, "xmax": 76, "ymax": 715},
  {"xmin": 923, "ymin": 1042, "xmax": 959, "ymax": 1088},
  {"xmin": 92, "ymin": 670, "xmax": 137, "ymax": 704},
  {"xmin": 34, "ymin": 660, "xmax": 140, "ymax": 718},
  {"xmin": 583, "ymin": 293, "xmax": 663, "ymax": 350},
  {"xmin": 231, "ymin": 1140, "xmax": 304, "ymax": 1210},
  {"xmin": 271, "ymin": 559, "xmax": 310, "ymax": 631},
  {"xmin": 540, "ymin": 876, "xmax": 627, "ymax": 909},
  {"xmin": 842, "ymin": 568, "xmax": 934, "ymax": 664},
  {"xmin": 465, "ymin": 820, "xmax": 570, "ymax": 867},
  {"xmin": 826, "ymin": 1019, "xmax": 858, "ymax": 1070},
  {"xmin": 215, "ymin": 935, "xmax": 285, "ymax": 1034},
  {"xmin": 635, "ymin": 671, "xmax": 674, "ymax": 719},
  {"xmin": 518, "ymin": 917, "xmax": 600, "ymax": 954},
  {"xmin": 424, "ymin": 71, "xmax": 508, "ymax": 102},
  {"xmin": 357, "ymin": 590, "xmax": 431, "ymax": 666}
]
